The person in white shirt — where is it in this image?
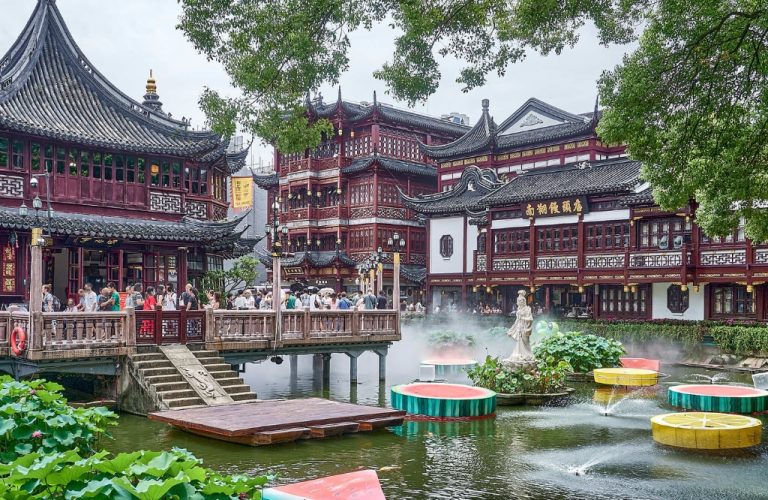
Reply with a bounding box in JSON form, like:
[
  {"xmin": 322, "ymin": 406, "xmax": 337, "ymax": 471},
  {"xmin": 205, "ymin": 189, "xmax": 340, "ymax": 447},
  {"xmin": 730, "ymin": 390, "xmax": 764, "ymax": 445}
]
[
  {"xmin": 243, "ymin": 289, "xmax": 256, "ymax": 309},
  {"xmin": 82, "ymin": 283, "xmax": 98, "ymax": 312},
  {"xmin": 234, "ymin": 290, "xmax": 248, "ymax": 310},
  {"xmin": 162, "ymin": 284, "xmax": 177, "ymax": 311}
]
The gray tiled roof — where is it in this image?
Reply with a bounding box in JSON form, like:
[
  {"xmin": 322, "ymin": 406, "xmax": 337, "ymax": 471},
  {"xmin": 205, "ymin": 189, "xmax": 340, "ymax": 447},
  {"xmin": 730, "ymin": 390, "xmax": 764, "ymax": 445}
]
[
  {"xmin": 0, "ymin": 207, "xmax": 250, "ymax": 245},
  {"xmin": 259, "ymin": 250, "xmax": 357, "ymax": 268},
  {"xmin": 622, "ymin": 186, "xmax": 655, "ymax": 206},
  {"xmin": 253, "ymin": 171, "xmax": 279, "ymax": 189},
  {"xmin": 342, "ymin": 155, "xmax": 437, "ymax": 178},
  {"xmin": 0, "ymin": 1, "xmax": 234, "ymax": 159},
  {"xmin": 479, "ymin": 158, "xmax": 642, "ymax": 207},
  {"xmin": 401, "ymin": 166, "xmax": 503, "ymax": 215},
  {"xmin": 422, "ymin": 97, "xmax": 597, "ymax": 161},
  {"xmin": 310, "ymin": 90, "xmax": 470, "ymax": 136}
]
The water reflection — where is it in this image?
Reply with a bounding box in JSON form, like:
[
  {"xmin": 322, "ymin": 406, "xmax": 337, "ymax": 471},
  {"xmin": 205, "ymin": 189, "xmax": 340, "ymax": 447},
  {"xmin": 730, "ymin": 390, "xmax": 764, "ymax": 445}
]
[{"xmin": 107, "ymin": 321, "xmax": 768, "ymax": 499}]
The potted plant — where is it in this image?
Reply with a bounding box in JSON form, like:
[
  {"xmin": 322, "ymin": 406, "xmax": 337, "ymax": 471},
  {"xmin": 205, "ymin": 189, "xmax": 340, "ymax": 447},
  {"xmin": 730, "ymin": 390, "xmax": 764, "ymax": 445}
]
[
  {"xmin": 466, "ymin": 355, "xmax": 574, "ymax": 406},
  {"xmin": 533, "ymin": 331, "xmax": 625, "ymax": 381}
]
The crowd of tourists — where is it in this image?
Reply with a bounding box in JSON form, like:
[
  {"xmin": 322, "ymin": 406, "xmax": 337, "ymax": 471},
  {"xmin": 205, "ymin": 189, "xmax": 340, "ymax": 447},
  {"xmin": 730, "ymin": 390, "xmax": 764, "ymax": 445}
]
[
  {"xmin": 40, "ymin": 284, "xmax": 398, "ymax": 313},
  {"xmin": 224, "ymin": 288, "xmax": 393, "ymax": 311}
]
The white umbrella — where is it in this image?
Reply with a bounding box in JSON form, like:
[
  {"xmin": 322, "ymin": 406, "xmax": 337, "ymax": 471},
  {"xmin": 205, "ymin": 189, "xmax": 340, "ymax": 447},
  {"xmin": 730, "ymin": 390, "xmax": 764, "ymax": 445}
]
[{"xmin": 319, "ymin": 287, "xmax": 335, "ymax": 297}]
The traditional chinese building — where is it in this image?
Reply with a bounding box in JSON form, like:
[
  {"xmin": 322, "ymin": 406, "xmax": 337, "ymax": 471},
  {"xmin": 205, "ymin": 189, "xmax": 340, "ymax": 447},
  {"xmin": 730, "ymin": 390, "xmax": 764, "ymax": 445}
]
[
  {"xmin": 253, "ymin": 91, "xmax": 469, "ymax": 302},
  {"xmin": 0, "ymin": 0, "xmax": 253, "ymax": 305},
  {"xmin": 404, "ymin": 98, "xmax": 765, "ymax": 322}
]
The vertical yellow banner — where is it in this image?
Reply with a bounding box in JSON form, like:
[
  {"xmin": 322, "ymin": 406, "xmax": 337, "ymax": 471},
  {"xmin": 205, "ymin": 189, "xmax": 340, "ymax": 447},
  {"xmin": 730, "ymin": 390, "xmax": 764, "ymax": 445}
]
[{"xmin": 231, "ymin": 177, "xmax": 253, "ymax": 210}]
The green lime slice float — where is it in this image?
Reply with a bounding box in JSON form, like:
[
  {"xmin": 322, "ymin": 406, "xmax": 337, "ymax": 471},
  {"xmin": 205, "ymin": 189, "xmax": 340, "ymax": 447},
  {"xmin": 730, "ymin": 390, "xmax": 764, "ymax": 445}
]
[
  {"xmin": 668, "ymin": 384, "xmax": 768, "ymax": 414},
  {"xmin": 391, "ymin": 383, "xmax": 496, "ymax": 419}
]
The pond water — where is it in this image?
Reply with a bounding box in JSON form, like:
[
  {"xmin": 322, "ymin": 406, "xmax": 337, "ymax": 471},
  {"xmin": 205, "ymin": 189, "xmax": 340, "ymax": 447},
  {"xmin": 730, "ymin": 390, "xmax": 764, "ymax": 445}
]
[{"xmin": 108, "ymin": 325, "xmax": 768, "ymax": 499}]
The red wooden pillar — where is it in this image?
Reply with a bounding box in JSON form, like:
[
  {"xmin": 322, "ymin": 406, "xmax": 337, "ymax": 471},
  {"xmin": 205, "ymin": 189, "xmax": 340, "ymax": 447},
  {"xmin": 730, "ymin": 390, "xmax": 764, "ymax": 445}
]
[
  {"xmin": 528, "ymin": 217, "xmax": 537, "ymax": 287},
  {"xmin": 577, "ymin": 213, "xmax": 585, "ymax": 285},
  {"xmin": 178, "ymin": 247, "xmax": 188, "ymax": 290},
  {"xmin": 117, "ymin": 250, "xmax": 124, "ymax": 289}
]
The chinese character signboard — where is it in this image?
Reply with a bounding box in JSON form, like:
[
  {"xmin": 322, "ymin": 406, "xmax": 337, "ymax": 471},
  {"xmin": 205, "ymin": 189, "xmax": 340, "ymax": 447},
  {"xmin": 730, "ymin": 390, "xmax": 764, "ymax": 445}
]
[
  {"xmin": 523, "ymin": 196, "xmax": 589, "ymax": 219},
  {"xmin": 231, "ymin": 177, "xmax": 253, "ymax": 210},
  {"xmin": 64, "ymin": 237, "xmax": 122, "ymax": 249}
]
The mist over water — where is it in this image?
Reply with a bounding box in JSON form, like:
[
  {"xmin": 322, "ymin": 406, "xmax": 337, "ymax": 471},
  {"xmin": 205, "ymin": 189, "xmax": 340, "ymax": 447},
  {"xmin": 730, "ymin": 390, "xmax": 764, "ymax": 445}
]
[{"xmin": 108, "ymin": 316, "xmax": 768, "ymax": 499}]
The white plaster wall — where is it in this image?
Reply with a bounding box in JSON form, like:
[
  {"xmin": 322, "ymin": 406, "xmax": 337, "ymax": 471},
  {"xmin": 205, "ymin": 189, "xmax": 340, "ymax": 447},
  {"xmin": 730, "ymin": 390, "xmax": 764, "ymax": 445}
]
[
  {"xmin": 466, "ymin": 221, "xmax": 478, "ymax": 272},
  {"xmin": 651, "ymin": 282, "xmax": 705, "ymax": 321},
  {"xmin": 429, "ymin": 217, "xmax": 464, "ymax": 274}
]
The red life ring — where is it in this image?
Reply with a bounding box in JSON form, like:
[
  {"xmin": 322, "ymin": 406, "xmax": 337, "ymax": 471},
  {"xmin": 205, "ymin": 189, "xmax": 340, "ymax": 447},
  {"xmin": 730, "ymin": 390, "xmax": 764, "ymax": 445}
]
[{"xmin": 10, "ymin": 327, "xmax": 26, "ymax": 356}]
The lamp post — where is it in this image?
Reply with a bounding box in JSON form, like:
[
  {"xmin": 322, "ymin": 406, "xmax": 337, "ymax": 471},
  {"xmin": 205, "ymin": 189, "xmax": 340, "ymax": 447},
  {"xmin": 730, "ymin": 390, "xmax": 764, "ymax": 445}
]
[
  {"xmin": 265, "ymin": 198, "xmax": 289, "ymax": 347},
  {"xmin": 385, "ymin": 232, "xmax": 406, "ymax": 311}
]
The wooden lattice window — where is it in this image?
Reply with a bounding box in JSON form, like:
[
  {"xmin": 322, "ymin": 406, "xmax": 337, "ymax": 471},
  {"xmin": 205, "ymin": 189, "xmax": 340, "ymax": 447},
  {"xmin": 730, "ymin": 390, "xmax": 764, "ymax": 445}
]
[
  {"xmin": 440, "ymin": 235, "xmax": 453, "ymax": 258},
  {"xmin": 667, "ymin": 285, "xmax": 689, "ymax": 314}
]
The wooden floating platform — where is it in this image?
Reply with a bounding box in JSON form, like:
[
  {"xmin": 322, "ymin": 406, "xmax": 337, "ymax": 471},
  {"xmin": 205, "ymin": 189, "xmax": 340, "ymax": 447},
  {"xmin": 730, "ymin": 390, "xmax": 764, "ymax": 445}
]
[
  {"xmin": 148, "ymin": 399, "xmax": 405, "ymax": 446},
  {"xmin": 668, "ymin": 384, "xmax": 768, "ymax": 413}
]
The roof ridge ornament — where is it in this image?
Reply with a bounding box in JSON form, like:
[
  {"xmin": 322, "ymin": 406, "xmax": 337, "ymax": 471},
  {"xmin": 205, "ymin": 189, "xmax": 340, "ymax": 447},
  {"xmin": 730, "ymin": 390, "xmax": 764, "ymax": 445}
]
[{"xmin": 142, "ymin": 69, "xmax": 163, "ymax": 112}]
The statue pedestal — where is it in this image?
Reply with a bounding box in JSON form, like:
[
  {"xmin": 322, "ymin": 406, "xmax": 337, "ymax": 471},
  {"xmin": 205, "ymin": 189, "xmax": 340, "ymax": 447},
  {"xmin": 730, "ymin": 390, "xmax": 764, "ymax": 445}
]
[{"xmin": 502, "ymin": 357, "xmax": 536, "ymax": 371}]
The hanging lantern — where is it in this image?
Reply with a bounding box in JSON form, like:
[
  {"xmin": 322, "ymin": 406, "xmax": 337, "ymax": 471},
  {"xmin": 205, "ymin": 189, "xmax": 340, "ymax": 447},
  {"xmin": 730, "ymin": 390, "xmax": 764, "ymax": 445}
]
[
  {"xmin": 578, "ymin": 286, "xmax": 585, "ymax": 293},
  {"xmin": 681, "ymin": 284, "xmax": 688, "ymax": 292},
  {"xmin": 747, "ymin": 284, "xmax": 754, "ymax": 293},
  {"xmin": 623, "ymin": 285, "xmax": 629, "ymax": 293}
]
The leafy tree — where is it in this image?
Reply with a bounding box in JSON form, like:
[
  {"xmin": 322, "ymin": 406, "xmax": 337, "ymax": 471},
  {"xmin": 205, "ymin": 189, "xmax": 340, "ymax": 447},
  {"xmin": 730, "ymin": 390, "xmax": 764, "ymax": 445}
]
[
  {"xmin": 201, "ymin": 255, "xmax": 260, "ymax": 296},
  {"xmin": 178, "ymin": 0, "xmax": 768, "ymax": 238}
]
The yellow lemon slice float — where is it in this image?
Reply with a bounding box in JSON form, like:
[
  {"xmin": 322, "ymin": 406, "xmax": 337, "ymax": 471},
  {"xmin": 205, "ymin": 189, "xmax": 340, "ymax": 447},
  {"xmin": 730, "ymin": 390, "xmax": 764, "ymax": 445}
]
[
  {"xmin": 651, "ymin": 412, "xmax": 762, "ymax": 449},
  {"xmin": 593, "ymin": 367, "xmax": 658, "ymax": 387}
]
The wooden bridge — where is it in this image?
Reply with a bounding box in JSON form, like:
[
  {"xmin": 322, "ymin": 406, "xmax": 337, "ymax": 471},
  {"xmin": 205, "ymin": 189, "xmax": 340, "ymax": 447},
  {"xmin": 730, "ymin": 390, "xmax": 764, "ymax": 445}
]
[{"xmin": 0, "ymin": 308, "xmax": 400, "ymax": 380}]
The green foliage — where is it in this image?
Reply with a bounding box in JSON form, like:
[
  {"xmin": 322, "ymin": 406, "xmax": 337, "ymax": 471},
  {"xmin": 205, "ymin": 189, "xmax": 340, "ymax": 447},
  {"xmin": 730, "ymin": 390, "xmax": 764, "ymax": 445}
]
[
  {"xmin": 710, "ymin": 326, "xmax": 768, "ymax": 356},
  {"xmin": 533, "ymin": 331, "xmax": 625, "ymax": 373},
  {"xmin": 178, "ymin": 0, "xmax": 768, "ymax": 238},
  {"xmin": 0, "ymin": 376, "xmax": 117, "ymax": 463},
  {"xmin": 598, "ymin": 1, "xmax": 768, "ymax": 240},
  {"xmin": 466, "ymin": 355, "xmax": 571, "ymax": 394},
  {"xmin": 0, "ymin": 448, "xmax": 269, "ymax": 499},
  {"xmin": 427, "ymin": 329, "xmax": 475, "ymax": 348},
  {"xmin": 201, "ymin": 256, "xmax": 260, "ymax": 296},
  {"xmin": 558, "ymin": 319, "xmax": 708, "ymax": 347}
]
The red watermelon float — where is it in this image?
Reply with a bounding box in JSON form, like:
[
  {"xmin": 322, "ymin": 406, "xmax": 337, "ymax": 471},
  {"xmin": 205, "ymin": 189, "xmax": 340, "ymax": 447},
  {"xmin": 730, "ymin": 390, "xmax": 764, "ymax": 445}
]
[
  {"xmin": 391, "ymin": 382, "xmax": 496, "ymax": 418},
  {"xmin": 668, "ymin": 384, "xmax": 768, "ymax": 413},
  {"xmin": 262, "ymin": 470, "xmax": 385, "ymax": 500},
  {"xmin": 620, "ymin": 357, "xmax": 661, "ymax": 372}
]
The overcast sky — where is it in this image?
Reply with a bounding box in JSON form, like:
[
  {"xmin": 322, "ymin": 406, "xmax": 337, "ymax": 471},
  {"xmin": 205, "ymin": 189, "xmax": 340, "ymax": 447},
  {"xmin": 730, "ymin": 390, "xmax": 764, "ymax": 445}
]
[{"xmin": 1, "ymin": 1, "xmax": 633, "ymax": 166}]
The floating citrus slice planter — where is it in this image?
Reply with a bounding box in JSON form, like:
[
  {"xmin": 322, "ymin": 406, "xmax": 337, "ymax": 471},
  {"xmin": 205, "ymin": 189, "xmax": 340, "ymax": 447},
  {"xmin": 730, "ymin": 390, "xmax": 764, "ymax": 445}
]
[
  {"xmin": 651, "ymin": 412, "xmax": 762, "ymax": 449},
  {"xmin": 421, "ymin": 358, "xmax": 477, "ymax": 377},
  {"xmin": 620, "ymin": 357, "xmax": 661, "ymax": 371},
  {"xmin": 391, "ymin": 383, "xmax": 496, "ymax": 418},
  {"xmin": 593, "ymin": 368, "xmax": 658, "ymax": 387},
  {"xmin": 668, "ymin": 384, "xmax": 768, "ymax": 413}
]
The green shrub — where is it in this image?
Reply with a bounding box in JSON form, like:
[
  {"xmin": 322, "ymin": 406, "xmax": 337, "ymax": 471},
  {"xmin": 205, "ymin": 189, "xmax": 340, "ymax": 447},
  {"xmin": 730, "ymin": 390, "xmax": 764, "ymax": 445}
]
[
  {"xmin": 558, "ymin": 320, "xmax": 706, "ymax": 346},
  {"xmin": 466, "ymin": 355, "xmax": 571, "ymax": 394},
  {"xmin": 427, "ymin": 329, "xmax": 475, "ymax": 347},
  {"xmin": 709, "ymin": 326, "xmax": 768, "ymax": 356},
  {"xmin": 533, "ymin": 331, "xmax": 625, "ymax": 373},
  {"xmin": 0, "ymin": 448, "xmax": 268, "ymax": 499},
  {"xmin": 0, "ymin": 376, "xmax": 117, "ymax": 463}
]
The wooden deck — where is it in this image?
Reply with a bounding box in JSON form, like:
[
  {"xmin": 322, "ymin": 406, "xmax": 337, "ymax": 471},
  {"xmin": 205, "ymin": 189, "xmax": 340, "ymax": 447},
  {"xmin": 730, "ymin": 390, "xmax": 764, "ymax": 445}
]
[{"xmin": 148, "ymin": 398, "xmax": 406, "ymax": 446}]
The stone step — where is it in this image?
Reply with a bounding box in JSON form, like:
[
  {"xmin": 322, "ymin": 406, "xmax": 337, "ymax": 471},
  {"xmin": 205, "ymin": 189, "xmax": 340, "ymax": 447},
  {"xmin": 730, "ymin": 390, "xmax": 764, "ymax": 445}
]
[
  {"xmin": 152, "ymin": 381, "xmax": 189, "ymax": 392},
  {"xmin": 133, "ymin": 359, "xmax": 174, "ymax": 371},
  {"xmin": 215, "ymin": 377, "xmax": 244, "ymax": 387},
  {"xmin": 196, "ymin": 356, "xmax": 226, "ymax": 365},
  {"xmin": 158, "ymin": 389, "xmax": 199, "ymax": 400},
  {"xmin": 230, "ymin": 392, "xmax": 257, "ymax": 401},
  {"xmin": 204, "ymin": 363, "xmax": 233, "ymax": 372},
  {"xmin": 164, "ymin": 396, "xmax": 204, "ymax": 408},
  {"xmin": 131, "ymin": 352, "xmax": 166, "ymax": 362},
  {"xmin": 141, "ymin": 367, "xmax": 178, "ymax": 377},
  {"xmin": 209, "ymin": 370, "xmax": 239, "ymax": 380},
  {"xmin": 144, "ymin": 373, "xmax": 184, "ymax": 385},
  {"xmin": 223, "ymin": 384, "xmax": 252, "ymax": 395},
  {"xmin": 192, "ymin": 350, "xmax": 220, "ymax": 358}
]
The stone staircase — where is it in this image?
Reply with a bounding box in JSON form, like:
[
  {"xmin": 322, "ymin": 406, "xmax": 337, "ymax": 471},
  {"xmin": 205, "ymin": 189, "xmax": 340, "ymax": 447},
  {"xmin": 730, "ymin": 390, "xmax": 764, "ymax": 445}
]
[
  {"xmin": 192, "ymin": 350, "xmax": 257, "ymax": 402},
  {"xmin": 129, "ymin": 348, "xmax": 256, "ymax": 411}
]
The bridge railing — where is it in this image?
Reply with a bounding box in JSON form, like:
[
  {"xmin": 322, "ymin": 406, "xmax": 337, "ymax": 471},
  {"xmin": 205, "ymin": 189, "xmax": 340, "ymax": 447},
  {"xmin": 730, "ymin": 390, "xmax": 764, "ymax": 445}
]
[{"xmin": 6, "ymin": 308, "xmax": 400, "ymax": 360}]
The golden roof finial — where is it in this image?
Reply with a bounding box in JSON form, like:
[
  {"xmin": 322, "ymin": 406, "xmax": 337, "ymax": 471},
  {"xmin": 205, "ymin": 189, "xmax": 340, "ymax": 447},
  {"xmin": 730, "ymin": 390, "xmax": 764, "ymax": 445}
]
[{"xmin": 145, "ymin": 69, "xmax": 157, "ymax": 95}]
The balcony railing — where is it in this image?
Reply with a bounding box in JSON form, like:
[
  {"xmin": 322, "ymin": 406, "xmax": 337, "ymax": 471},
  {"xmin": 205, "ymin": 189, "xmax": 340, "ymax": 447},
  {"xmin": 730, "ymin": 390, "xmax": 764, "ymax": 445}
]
[{"xmin": 5, "ymin": 309, "xmax": 400, "ymax": 361}]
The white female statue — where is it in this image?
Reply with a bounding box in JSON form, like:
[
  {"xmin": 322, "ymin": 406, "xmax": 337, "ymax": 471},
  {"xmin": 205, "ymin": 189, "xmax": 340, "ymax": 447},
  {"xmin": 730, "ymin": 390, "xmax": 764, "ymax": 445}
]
[{"xmin": 504, "ymin": 290, "xmax": 535, "ymax": 367}]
